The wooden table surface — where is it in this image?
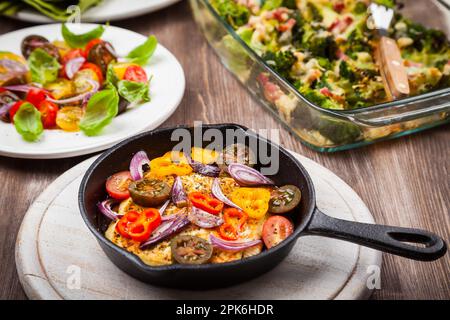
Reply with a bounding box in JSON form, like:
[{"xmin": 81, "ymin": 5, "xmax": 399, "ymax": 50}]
[{"xmin": 0, "ymin": 1, "xmax": 449, "ymax": 300}]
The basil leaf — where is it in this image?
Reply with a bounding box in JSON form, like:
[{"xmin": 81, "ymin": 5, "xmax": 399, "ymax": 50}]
[
  {"xmin": 79, "ymin": 87, "xmax": 119, "ymax": 136},
  {"xmin": 62, "ymin": 24, "xmax": 105, "ymax": 48},
  {"xmin": 28, "ymin": 48, "xmax": 60, "ymax": 84},
  {"xmin": 126, "ymin": 35, "xmax": 157, "ymax": 65},
  {"xmin": 106, "ymin": 63, "xmax": 119, "ymax": 87},
  {"xmin": 117, "ymin": 80, "xmax": 150, "ymax": 103},
  {"xmin": 14, "ymin": 102, "xmax": 43, "ymax": 142}
]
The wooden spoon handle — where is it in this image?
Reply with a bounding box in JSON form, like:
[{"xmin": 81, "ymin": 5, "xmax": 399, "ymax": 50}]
[{"xmin": 378, "ymin": 36, "xmax": 410, "ymax": 99}]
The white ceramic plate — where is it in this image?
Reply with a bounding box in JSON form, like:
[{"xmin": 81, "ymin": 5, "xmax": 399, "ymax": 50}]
[
  {"xmin": 10, "ymin": 0, "xmax": 182, "ymax": 23},
  {"xmin": 0, "ymin": 24, "xmax": 185, "ymax": 159}
]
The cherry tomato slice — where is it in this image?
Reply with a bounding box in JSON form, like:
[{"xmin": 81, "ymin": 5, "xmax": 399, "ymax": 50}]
[
  {"xmin": 262, "ymin": 216, "xmax": 294, "ymax": 249},
  {"xmin": 26, "ymin": 87, "xmax": 50, "ymax": 107},
  {"xmin": 106, "ymin": 171, "xmax": 132, "ymax": 200},
  {"xmin": 123, "ymin": 65, "xmax": 148, "ymax": 83},
  {"xmin": 9, "ymin": 100, "xmax": 26, "ymax": 123},
  {"xmin": 189, "ymin": 192, "xmax": 224, "ymax": 215},
  {"xmin": 84, "ymin": 38, "xmax": 103, "ymax": 58},
  {"xmin": 38, "ymin": 100, "xmax": 58, "ymax": 129},
  {"xmin": 80, "ymin": 62, "xmax": 104, "ymax": 84},
  {"xmin": 116, "ymin": 208, "xmax": 161, "ymax": 242},
  {"xmin": 55, "ymin": 106, "xmax": 83, "ymax": 132}
]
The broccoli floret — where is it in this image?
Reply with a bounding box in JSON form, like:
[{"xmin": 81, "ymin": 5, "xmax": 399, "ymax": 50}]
[
  {"xmin": 423, "ymin": 29, "xmax": 448, "ymax": 53},
  {"xmin": 316, "ymin": 117, "xmax": 362, "ymax": 144},
  {"xmin": 317, "ymin": 57, "xmax": 332, "ymax": 70},
  {"xmin": 352, "ymin": 1, "xmax": 368, "ymax": 14},
  {"xmin": 210, "ymin": 0, "xmax": 250, "ymax": 29},
  {"xmin": 339, "ymin": 60, "xmax": 356, "ymax": 82},
  {"xmin": 435, "ymin": 59, "xmax": 448, "ymax": 71},
  {"xmin": 401, "ymin": 18, "xmax": 449, "ymax": 54},
  {"xmin": 306, "ymin": 35, "xmax": 338, "ymax": 60},
  {"xmin": 346, "ymin": 25, "xmax": 372, "ymax": 57},
  {"xmin": 262, "ymin": 50, "xmax": 296, "ymax": 80},
  {"xmin": 305, "ymin": 2, "xmax": 322, "ymax": 22},
  {"xmin": 262, "ymin": 0, "xmax": 296, "ymax": 10},
  {"xmin": 291, "ymin": 11, "xmax": 305, "ymax": 48},
  {"xmin": 282, "ymin": 0, "xmax": 297, "ymax": 9}
]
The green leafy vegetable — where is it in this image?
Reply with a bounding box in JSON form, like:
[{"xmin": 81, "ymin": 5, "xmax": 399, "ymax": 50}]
[
  {"xmin": 117, "ymin": 80, "xmax": 150, "ymax": 103},
  {"xmin": 62, "ymin": 23, "xmax": 105, "ymax": 48},
  {"xmin": 0, "ymin": 0, "xmax": 102, "ymax": 21},
  {"xmin": 210, "ymin": 0, "xmax": 250, "ymax": 29},
  {"xmin": 28, "ymin": 48, "xmax": 61, "ymax": 84},
  {"xmin": 79, "ymin": 87, "xmax": 119, "ymax": 136},
  {"xmin": 106, "ymin": 63, "xmax": 119, "ymax": 87},
  {"xmin": 126, "ymin": 35, "xmax": 157, "ymax": 66},
  {"xmin": 14, "ymin": 102, "xmax": 43, "ymax": 142},
  {"xmin": 263, "ymin": 0, "xmax": 296, "ymax": 10}
]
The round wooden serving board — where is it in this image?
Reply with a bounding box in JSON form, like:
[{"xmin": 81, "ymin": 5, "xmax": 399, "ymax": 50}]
[{"xmin": 15, "ymin": 151, "xmax": 381, "ymax": 300}]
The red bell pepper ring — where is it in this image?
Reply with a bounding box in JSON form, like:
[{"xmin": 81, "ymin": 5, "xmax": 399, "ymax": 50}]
[
  {"xmin": 116, "ymin": 208, "xmax": 161, "ymax": 242},
  {"xmin": 189, "ymin": 192, "xmax": 224, "ymax": 215}
]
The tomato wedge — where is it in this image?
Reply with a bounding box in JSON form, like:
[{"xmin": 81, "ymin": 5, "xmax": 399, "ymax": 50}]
[
  {"xmin": 123, "ymin": 65, "xmax": 148, "ymax": 83},
  {"xmin": 262, "ymin": 216, "xmax": 294, "ymax": 249},
  {"xmin": 80, "ymin": 62, "xmax": 104, "ymax": 84},
  {"xmin": 9, "ymin": 100, "xmax": 26, "ymax": 123},
  {"xmin": 115, "ymin": 208, "xmax": 161, "ymax": 242},
  {"xmin": 84, "ymin": 38, "xmax": 103, "ymax": 58},
  {"xmin": 26, "ymin": 87, "xmax": 50, "ymax": 108},
  {"xmin": 106, "ymin": 171, "xmax": 132, "ymax": 200},
  {"xmin": 189, "ymin": 192, "xmax": 224, "ymax": 215},
  {"xmin": 38, "ymin": 100, "xmax": 58, "ymax": 129}
]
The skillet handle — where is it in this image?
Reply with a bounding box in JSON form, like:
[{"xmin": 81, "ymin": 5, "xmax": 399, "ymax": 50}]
[{"xmin": 303, "ymin": 209, "xmax": 447, "ymax": 261}]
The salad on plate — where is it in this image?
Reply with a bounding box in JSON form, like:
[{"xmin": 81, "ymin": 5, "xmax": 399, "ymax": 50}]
[{"xmin": 0, "ymin": 24, "xmax": 157, "ymax": 141}]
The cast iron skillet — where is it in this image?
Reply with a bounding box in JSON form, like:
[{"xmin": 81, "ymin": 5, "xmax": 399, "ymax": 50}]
[{"xmin": 78, "ymin": 124, "xmax": 447, "ymax": 289}]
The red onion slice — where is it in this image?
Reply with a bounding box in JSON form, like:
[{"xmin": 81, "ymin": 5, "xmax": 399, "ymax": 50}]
[
  {"xmin": 3, "ymin": 84, "xmax": 43, "ymax": 93},
  {"xmin": 0, "ymin": 59, "xmax": 28, "ymax": 82},
  {"xmin": 159, "ymin": 200, "xmax": 170, "ymax": 215},
  {"xmin": 211, "ymin": 178, "xmax": 242, "ymax": 210},
  {"xmin": 171, "ymin": 176, "xmax": 187, "ymax": 207},
  {"xmin": 186, "ymin": 154, "xmax": 220, "ymax": 177},
  {"xmin": 228, "ymin": 163, "xmax": 274, "ymax": 186},
  {"xmin": 97, "ymin": 199, "xmax": 122, "ymax": 221},
  {"xmin": 65, "ymin": 56, "xmax": 85, "ymax": 79},
  {"xmin": 47, "ymin": 79, "xmax": 100, "ymax": 105},
  {"xmin": 129, "ymin": 150, "xmax": 150, "ymax": 181},
  {"xmin": 140, "ymin": 208, "xmax": 189, "ymax": 249},
  {"xmin": 188, "ymin": 206, "xmax": 224, "ymax": 229},
  {"xmin": 209, "ymin": 234, "xmax": 262, "ymax": 251}
]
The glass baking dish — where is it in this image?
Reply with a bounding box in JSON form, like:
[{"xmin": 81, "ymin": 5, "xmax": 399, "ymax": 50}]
[{"xmin": 189, "ymin": 0, "xmax": 450, "ymax": 152}]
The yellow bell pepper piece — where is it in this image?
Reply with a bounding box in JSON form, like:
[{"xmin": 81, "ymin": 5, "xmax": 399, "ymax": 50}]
[
  {"xmin": 52, "ymin": 40, "xmax": 71, "ymax": 58},
  {"xmin": 191, "ymin": 147, "xmax": 218, "ymax": 164},
  {"xmin": 230, "ymin": 188, "xmax": 271, "ymax": 220},
  {"xmin": 149, "ymin": 151, "xmax": 193, "ymax": 177},
  {"xmin": 112, "ymin": 62, "xmax": 139, "ymax": 80}
]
